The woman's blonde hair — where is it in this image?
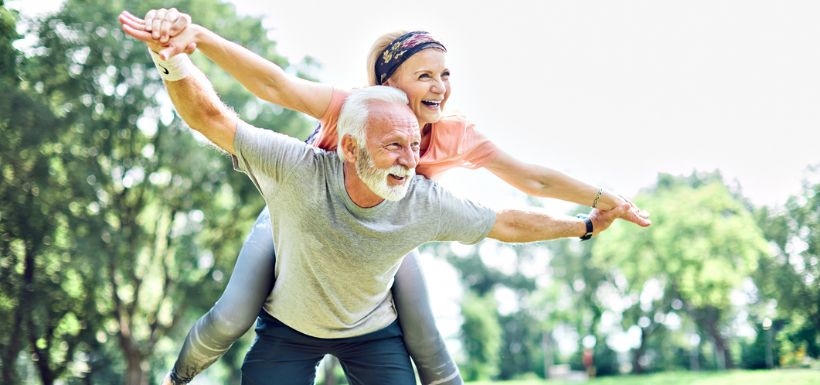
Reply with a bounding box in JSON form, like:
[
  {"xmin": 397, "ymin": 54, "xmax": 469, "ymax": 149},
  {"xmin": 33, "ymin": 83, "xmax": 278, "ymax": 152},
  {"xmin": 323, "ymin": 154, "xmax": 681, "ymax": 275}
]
[{"xmin": 366, "ymin": 30, "xmax": 409, "ymax": 86}]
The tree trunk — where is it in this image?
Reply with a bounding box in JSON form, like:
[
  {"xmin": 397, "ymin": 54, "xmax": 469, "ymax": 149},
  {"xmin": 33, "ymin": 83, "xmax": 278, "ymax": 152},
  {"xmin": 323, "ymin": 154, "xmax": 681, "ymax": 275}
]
[
  {"xmin": 33, "ymin": 361, "xmax": 55, "ymax": 385},
  {"xmin": 1, "ymin": 311, "xmax": 24, "ymax": 385},
  {"xmin": 631, "ymin": 327, "xmax": 650, "ymax": 374},
  {"xmin": 2, "ymin": 247, "xmax": 36, "ymax": 384},
  {"xmin": 125, "ymin": 353, "xmax": 148, "ymax": 385},
  {"xmin": 631, "ymin": 349, "xmax": 644, "ymax": 374},
  {"xmin": 704, "ymin": 321, "xmax": 732, "ymax": 369},
  {"xmin": 690, "ymin": 343, "xmax": 700, "ymax": 371},
  {"xmin": 690, "ymin": 306, "xmax": 733, "ymax": 369},
  {"xmin": 29, "ymin": 320, "xmax": 56, "ymax": 385},
  {"xmin": 541, "ymin": 332, "xmax": 553, "ymax": 379}
]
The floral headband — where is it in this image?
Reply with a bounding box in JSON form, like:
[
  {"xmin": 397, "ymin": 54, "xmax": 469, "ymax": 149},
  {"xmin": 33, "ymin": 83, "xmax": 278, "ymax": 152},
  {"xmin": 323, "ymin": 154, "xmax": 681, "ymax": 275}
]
[{"xmin": 375, "ymin": 31, "xmax": 447, "ymax": 85}]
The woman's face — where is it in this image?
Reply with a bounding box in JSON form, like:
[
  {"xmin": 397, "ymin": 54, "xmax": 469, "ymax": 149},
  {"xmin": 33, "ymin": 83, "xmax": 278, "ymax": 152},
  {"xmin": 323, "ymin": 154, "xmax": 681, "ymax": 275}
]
[{"xmin": 384, "ymin": 48, "xmax": 450, "ymax": 127}]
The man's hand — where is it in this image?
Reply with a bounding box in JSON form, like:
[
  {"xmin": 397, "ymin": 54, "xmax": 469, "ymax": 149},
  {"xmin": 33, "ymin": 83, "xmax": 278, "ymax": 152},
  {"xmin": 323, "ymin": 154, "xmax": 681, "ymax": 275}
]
[
  {"xmin": 118, "ymin": 10, "xmax": 197, "ymax": 59},
  {"xmin": 589, "ymin": 203, "xmax": 630, "ymax": 237}
]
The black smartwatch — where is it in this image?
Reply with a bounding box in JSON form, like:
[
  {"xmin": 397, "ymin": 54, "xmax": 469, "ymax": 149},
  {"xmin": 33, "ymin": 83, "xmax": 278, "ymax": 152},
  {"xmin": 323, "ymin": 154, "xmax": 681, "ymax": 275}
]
[{"xmin": 576, "ymin": 213, "xmax": 593, "ymax": 241}]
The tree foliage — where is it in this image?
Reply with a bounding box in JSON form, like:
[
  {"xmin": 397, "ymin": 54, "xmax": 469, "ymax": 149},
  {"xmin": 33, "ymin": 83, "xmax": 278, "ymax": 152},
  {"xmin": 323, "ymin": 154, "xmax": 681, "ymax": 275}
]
[
  {"xmin": 1, "ymin": 1, "xmax": 312, "ymax": 384},
  {"xmin": 754, "ymin": 165, "xmax": 819, "ymax": 359},
  {"xmin": 593, "ymin": 173, "xmax": 769, "ymax": 369},
  {"xmin": 459, "ymin": 291, "xmax": 502, "ymax": 381}
]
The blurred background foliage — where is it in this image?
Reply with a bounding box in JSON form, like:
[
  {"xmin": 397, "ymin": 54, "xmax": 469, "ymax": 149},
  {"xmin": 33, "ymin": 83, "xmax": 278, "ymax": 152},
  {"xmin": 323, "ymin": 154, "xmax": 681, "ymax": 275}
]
[{"xmin": 1, "ymin": 0, "xmax": 817, "ymax": 384}]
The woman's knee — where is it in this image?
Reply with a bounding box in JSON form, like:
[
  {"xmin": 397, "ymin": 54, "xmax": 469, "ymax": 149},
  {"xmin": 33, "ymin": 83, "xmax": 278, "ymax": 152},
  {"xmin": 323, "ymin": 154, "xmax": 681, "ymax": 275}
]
[{"xmin": 204, "ymin": 304, "xmax": 258, "ymax": 341}]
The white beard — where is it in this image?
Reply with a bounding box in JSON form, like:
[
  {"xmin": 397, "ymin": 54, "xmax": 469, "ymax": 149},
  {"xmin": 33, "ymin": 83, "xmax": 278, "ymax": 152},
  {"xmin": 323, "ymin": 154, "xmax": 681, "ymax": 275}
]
[{"xmin": 355, "ymin": 147, "xmax": 415, "ymax": 201}]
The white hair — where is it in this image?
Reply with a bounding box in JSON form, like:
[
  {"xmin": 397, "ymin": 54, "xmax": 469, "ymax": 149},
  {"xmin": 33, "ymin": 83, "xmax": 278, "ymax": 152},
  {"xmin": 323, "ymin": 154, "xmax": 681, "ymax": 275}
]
[{"xmin": 336, "ymin": 86, "xmax": 409, "ymax": 161}]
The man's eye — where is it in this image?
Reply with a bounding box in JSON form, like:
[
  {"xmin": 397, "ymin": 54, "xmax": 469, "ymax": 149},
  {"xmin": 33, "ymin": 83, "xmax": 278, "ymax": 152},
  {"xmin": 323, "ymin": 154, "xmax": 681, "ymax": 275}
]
[
  {"xmin": 442, "ymin": 71, "xmax": 450, "ymax": 77},
  {"xmin": 418, "ymin": 73, "xmax": 430, "ymax": 79}
]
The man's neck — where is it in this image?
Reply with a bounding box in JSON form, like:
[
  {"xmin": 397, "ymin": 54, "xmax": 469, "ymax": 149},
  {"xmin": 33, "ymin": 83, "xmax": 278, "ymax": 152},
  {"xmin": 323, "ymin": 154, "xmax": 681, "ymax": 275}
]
[{"xmin": 342, "ymin": 162, "xmax": 385, "ymax": 208}]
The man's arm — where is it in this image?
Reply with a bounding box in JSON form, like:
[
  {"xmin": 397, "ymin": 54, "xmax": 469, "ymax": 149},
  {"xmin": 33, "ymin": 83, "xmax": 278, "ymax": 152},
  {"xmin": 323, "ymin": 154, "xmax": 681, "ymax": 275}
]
[
  {"xmin": 487, "ymin": 204, "xmax": 628, "ymax": 243},
  {"xmin": 120, "ymin": 16, "xmax": 238, "ymax": 154},
  {"xmin": 164, "ymin": 68, "xmax": 238, "ymax": 155}
]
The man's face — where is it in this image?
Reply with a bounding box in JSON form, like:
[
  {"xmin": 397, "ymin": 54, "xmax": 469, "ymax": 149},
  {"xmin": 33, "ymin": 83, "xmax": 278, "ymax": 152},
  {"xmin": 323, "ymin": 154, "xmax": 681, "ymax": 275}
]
[{"xmin": 355, "ymin": 101, "xmax": 421, "ymax": 201}]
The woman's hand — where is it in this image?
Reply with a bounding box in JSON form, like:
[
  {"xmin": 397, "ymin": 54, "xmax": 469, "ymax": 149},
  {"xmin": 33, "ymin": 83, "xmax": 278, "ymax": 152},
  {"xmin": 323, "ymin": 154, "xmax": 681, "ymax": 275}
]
[
  {"xmin": 142, "ymin": 8, "xmax": 192, "ymax": 44},
  {"xmin": 611, "ymin": 194, "xmax": 651, "ymax": 227},
  {"xmin": 118, "ymin": 10, "xmax": 197, "ymax": 59}
]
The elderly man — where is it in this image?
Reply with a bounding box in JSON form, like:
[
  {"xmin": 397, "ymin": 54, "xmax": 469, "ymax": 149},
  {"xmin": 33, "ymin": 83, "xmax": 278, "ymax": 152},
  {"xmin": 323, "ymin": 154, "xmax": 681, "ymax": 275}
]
[
  {"xmin": 126, "ymin": 24, "xmax": 627, "ymax": 385},
  {"xmin": 171, "ymin": 85, "xmax": 623, "ymax": 384}
]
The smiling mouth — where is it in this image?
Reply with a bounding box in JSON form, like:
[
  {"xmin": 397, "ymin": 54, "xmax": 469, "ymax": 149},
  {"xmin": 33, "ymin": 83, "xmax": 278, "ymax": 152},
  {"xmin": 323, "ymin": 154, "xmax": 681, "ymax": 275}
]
[
  {"xmin": 389, "ymin": 174, "xmax": 406, "ymax": 182},
  {"xmin": 421, "ymin": 100, "xmax": 441, "ymax": 108}
]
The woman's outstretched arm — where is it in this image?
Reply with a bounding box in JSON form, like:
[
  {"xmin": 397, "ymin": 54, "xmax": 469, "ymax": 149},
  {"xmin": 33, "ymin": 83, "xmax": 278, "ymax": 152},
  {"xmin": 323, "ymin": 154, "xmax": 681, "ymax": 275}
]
[
  {"xmin": 482, "ymin": 149, "xmax": 651, "ymax": 227},
  {"xmin": 119, "ymin": 9, "xmax": 333, "ymax": 120}
]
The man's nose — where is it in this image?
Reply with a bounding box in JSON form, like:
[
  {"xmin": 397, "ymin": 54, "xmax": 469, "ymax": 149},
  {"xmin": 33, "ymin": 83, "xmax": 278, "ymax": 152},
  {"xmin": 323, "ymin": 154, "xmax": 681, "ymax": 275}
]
[{"xmin": 397, "ymin": 146, "xmax": 418, "ymax": 170}]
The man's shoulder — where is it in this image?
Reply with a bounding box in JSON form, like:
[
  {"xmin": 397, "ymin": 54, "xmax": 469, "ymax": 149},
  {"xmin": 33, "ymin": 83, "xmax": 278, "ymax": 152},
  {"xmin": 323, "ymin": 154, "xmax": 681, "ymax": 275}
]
[{"xmin": 405, "ymin": 174, "xmax": 446, "ymax": 201}]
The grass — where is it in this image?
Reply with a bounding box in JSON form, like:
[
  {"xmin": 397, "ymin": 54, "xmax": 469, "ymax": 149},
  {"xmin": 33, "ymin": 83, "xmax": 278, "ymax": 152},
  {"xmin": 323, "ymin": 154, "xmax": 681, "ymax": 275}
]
[{"xmin": 466, "ymin": 369, "xmax": 820, "ymax": 385}]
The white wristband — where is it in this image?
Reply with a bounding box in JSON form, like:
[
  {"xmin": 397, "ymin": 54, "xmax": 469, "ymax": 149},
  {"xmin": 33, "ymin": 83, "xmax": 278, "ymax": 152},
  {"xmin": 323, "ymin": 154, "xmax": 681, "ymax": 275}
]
[{"xmin": 148, "ymin": 49, "xmax": 192, "ymax": 81}]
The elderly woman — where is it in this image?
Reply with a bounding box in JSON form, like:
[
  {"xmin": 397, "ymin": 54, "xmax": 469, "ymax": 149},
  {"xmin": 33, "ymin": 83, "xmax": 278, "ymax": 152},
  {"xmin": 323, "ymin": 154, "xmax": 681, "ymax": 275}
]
[{"xmin": 119, "ymin": 9, "xmax": 649, "ymax": 385}]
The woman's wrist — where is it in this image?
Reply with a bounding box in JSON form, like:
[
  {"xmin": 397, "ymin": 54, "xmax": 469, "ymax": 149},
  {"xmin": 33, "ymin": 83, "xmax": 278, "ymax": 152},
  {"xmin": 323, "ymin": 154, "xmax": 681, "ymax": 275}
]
[
  {"xmin": 596, "ymin": 189, "xmax": 625, "ymax": 210},
  {"xmin": 188, "ymin": 24, "xmax": 212, "ymax": 51}
]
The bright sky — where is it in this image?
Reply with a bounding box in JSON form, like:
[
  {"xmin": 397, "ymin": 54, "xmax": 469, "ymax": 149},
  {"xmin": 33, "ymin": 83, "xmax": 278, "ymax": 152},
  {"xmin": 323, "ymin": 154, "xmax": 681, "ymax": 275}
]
[
  {"xmin": 9, "ymin": 0, "xmax": 820, "ymax": 357},
  {"xmin": 11, "ymin": 0, "xmax": 819, "ymax": 208}
]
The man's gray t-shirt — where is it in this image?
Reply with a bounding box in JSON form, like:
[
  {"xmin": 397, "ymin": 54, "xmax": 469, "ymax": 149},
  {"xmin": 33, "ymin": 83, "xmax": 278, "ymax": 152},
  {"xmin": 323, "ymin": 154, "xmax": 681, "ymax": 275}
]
[{"xmin": 232, "ymin": 121, "xmax": 496, "ymax": 338}]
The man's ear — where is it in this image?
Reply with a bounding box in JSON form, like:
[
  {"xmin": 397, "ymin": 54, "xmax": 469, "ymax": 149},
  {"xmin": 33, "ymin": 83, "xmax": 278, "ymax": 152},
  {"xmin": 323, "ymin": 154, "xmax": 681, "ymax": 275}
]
[{"xmin": 340, "ymin": 134, "xmax": 359, "ymax": 162}]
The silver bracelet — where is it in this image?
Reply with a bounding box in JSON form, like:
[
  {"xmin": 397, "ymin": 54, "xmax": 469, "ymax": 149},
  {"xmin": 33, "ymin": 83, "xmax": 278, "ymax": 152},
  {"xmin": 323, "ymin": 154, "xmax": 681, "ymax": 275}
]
[{"xmin": 591, "ymin": 187, "xmax": 603, "ymax": 208}]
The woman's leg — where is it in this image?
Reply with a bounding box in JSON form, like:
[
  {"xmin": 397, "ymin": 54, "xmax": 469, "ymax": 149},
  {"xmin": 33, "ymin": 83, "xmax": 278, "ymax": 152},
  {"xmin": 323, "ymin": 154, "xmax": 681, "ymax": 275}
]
[
  {"xmin": 170, "ymin": 208, "xmax": 276, "ymax": 384},
  {"xmin": 392, "ymin": 251, "xmax": 464, "ymax": 385}
]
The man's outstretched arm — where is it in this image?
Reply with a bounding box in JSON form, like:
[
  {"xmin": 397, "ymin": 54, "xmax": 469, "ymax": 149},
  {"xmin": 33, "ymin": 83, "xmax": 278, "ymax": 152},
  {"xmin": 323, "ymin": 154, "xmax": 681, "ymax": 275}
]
[
  {"xmin": 164, "ymin": 68, "xmax": 238, "ymax": 155},
  {"xmin": 487, "ymin": 204, "xmax": 628, "ymax": 243},
  {"xmin": 121, "ymin": 20, "xmax": 239, "ymax": 155}
]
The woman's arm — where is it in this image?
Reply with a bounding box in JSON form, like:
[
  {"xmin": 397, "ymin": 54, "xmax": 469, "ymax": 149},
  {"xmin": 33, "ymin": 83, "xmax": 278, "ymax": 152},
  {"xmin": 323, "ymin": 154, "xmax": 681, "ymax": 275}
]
[
  {"xmin": 483, "ymin": 149, "xmax": 651, "ymax": 227},
  {"xmin": 120, "ymin": 10, "xmax": 332, "ymax": 120},
  {"xmin": 192, "ymin": 25, "xmax": 333, "ymax": 119}
]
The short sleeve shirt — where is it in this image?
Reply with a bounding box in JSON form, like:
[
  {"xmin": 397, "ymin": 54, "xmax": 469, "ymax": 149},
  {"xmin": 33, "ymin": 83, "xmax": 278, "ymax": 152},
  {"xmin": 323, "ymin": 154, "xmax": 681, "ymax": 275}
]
[{"xmin": 232, "ymin": 121, "xmax": 496, "ymax": 338}]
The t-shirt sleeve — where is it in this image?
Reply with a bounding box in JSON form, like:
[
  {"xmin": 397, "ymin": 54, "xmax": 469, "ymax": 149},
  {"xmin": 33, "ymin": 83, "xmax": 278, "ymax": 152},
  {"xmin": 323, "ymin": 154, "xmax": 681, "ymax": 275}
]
[
  {"xmin": 231, "ymin": 120, "xmax": 316, "ymax": 195},
  {"xmin": 311, "ymin": 88, "xmax": 350, "ymax": 151},
  {"xmin": 460, "ymin": 120, "xmax": 498, "ymax": 168},
  {"xmin": 432, "ymin": 183, "xmax": 496, "ymax": 244}
]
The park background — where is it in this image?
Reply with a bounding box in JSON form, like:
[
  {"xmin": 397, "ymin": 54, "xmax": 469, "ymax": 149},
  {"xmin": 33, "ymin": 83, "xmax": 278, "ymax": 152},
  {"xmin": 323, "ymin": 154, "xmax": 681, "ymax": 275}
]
[{"xmin": 1, "ymin": 0, "xmax": 818, "ymax": 384}]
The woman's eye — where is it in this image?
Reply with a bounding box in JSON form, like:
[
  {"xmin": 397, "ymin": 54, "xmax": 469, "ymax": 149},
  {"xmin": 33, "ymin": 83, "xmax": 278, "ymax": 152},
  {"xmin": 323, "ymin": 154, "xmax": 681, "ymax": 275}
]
[
  {"xmin": 442, "ymin": 71, "xmax": 450, "ymax": 78},
  {"xmin": 418, "ymin": 73, "xmax": 430, "ymax": 79}
]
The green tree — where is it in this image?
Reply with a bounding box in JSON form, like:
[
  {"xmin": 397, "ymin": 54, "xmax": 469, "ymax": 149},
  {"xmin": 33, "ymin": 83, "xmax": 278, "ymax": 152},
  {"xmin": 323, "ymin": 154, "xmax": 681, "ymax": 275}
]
[
  {"xmin": 754, "ymin": 165, "xmax": 819, "ymax": 359},
  {"xmin": 460, "ymin": 291, "xmax": 502, "ymax": 381},
  {"xmin": 443, "ymin": 241, "xmax": 544, "ymax": 379},
  {"xmin": 593, "ymin": 172, "xmax": 769, "ymax": 369},
  {"xmin": 1, "ymin": 4, "xmax": 102, "ymax": 384},
  {"xmin": 3, "ymin": 0, "xmax": 312, "ymax": 384}
]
